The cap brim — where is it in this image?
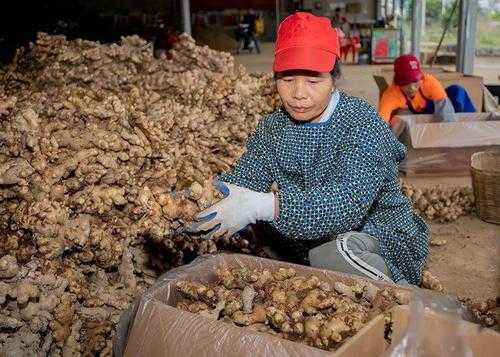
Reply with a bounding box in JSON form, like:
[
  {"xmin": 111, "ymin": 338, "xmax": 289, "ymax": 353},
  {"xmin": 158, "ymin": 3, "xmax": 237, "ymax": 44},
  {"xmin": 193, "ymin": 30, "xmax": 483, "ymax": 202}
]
[
  {"xmin": 273, "ymin": 47, "xmax": 337, "ymax": 73},
  {"xmin": 395, "ymin": 71, "xmax": 424, "ymax": 86}
]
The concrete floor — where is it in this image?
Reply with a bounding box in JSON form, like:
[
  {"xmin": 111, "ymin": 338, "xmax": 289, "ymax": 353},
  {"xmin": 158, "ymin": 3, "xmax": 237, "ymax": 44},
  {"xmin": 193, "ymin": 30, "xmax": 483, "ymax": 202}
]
[{"xmin": 235, "ymin": 42, "xmax": 500, "ymax": 109}]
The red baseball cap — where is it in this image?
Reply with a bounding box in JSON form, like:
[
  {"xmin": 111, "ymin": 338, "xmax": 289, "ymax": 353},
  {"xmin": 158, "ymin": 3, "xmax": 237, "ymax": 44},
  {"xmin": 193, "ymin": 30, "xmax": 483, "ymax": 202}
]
[
  {"xmin": 393, "ymin": 54, "xmax": 424, "ymax": 86},
  {"xmin": 273, "ymin": 12, "xmax": 340, "ymax": 73}
]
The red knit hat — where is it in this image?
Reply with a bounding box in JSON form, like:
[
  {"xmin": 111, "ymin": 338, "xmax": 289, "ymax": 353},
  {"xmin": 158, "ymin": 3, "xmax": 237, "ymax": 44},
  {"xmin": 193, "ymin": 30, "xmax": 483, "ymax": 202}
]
[
  {"xmin": 273, "ymin": 12, "xmax": 340, "ymax": 73},
  {"xmin": 394, "ymin": 54, "xmax": 423, "ymax": 86}
]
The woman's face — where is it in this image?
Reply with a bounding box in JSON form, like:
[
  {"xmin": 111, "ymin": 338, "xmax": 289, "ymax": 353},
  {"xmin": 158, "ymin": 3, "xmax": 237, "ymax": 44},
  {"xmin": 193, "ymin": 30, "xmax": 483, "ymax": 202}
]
[
  {"xmin": 401, "ymin": 81, "xmax": 421, "ymax": 99},
  {"xmin": 276, "ymin": 70, "xmax": 334, "ymax": 122}
]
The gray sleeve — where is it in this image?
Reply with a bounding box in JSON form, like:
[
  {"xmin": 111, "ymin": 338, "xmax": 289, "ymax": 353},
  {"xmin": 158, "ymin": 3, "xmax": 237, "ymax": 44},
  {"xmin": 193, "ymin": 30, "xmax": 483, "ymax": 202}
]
[{"xmin": 433, "ymin": 98, "xmax": 455, "ymax": 122}]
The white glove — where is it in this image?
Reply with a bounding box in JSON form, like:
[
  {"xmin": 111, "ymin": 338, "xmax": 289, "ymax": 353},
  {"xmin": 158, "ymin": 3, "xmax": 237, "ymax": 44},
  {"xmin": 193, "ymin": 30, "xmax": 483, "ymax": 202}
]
[{"xmin": 189, "ymin": 180, "xmax": 276, "ymax": 240}]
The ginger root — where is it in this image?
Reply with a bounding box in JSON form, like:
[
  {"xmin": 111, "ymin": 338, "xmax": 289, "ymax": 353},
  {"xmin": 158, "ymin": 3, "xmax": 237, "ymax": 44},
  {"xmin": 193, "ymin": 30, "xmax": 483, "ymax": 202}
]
[
  {"xmin": 320, "ymin": 316, "xmax": 351, "ymax": 346},
  {"xmin": 232, "ymin": 304, "xmax": 267, "ymax": 326},
  {"xmin": 421, "ymin": 270, "xmax": 444, "ymax": 293},
  {"xmin": 242, "ymin": 285, "xmax": 256, "ymax": 313},
  {"xmin": 176, "ymin": 281, "xmax": 216, "ymax": 303},
  {"xmin": 0, "ymin": 255, "xmax": 19, "ymax": 279},
  {"xmin": 462, "ymin": 297, "xmax": 499, "ymax": 328}
]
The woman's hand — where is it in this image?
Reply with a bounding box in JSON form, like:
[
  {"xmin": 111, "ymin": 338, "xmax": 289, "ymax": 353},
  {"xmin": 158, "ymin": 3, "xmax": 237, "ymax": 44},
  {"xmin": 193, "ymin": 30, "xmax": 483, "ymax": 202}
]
[{"xmin": 189, "ymin": 181, "xmax": 276, "ymax": 240}]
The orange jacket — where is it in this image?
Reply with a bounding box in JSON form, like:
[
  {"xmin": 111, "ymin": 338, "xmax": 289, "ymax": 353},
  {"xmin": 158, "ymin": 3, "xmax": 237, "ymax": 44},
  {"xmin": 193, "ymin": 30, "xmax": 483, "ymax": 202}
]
[{"xmin": 378, "ymin": 73, "xmax": 447, "ymax": 123}]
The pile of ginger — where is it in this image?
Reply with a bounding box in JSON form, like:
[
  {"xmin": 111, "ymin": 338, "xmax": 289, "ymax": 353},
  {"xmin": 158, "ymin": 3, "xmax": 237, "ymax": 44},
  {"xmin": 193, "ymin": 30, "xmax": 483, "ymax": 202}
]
[
  {"xmin": 401, "ymin": 183, "xmax": 474, "ymax": 223},
  {"xmin": 0, "ymin": 33, "xmax": 277, "ymax": 356}
]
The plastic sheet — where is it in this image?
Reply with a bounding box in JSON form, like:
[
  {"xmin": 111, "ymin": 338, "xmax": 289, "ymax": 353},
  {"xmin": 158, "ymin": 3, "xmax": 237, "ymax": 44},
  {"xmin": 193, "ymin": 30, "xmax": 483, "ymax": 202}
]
[
  {"xmin": 122, "ymin": 253, "xmax": 407, "ymax": 357},
  {"xmin": 387, "ymin": 289, "xmax": 474, "ymax": 357}
]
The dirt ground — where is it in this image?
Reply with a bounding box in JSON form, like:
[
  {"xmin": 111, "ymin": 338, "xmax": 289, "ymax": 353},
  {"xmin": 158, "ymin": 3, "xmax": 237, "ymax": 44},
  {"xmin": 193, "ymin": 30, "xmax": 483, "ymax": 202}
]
[
  {"xmin": 393, "ymin": 174, "xmax": 499, "ymax": 302},
  {"xmin": 236, "ymin": 46, "xmax": 500, "ymax": 302},
  {"xmin": 427, "ymin": 216, "xmax": 499, "ymax": 301},
  {"xmin": 406, "ymin": 176, "xmax": 499, "ymax": 302}
]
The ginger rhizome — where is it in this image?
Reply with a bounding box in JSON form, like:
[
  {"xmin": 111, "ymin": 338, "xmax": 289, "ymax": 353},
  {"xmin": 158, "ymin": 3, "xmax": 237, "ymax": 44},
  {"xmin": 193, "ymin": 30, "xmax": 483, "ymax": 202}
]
[{"xmin": 175, "ymin": 267, "xmax": 409, "ymax": 351}]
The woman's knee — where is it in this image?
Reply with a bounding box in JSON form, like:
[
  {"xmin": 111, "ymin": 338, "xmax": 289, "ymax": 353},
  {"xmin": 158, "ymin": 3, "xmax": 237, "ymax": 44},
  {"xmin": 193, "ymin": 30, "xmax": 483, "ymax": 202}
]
[
  {"xmin": 338, "ymin": 231, "xmax": 380, "ymax": 255},
  {"xmin": 306, "ymin": 232, "xmax": 395, "ymax": 283}
]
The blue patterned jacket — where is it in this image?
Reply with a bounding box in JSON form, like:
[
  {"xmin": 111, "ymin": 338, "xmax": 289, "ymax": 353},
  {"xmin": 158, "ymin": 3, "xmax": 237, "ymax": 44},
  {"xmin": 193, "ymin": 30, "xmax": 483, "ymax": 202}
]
[{"xmin": 220, "ymin": 92, "xmax": 429, "ymax": 284}]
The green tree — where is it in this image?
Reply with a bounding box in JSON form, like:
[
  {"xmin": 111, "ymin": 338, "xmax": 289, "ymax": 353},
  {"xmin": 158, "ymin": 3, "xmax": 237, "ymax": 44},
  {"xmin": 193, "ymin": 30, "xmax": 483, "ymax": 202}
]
[
  {"xmin": 444, "ymin": 1, "xmax": 459, "ymax": 29},
  {"xmin": 426, "ymin": 0, "xmax": 443, "ymax": 23}
]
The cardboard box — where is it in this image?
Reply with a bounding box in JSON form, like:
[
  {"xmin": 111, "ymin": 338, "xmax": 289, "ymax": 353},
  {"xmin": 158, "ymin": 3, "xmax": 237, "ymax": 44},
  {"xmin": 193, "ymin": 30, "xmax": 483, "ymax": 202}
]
[
  {"xmin": 393, "ymin": 112, "xmax": 500, "ymax": 176},
  {"xmin": 123, "ymin": 253, "xmax": 409, "ymax": 357},
  {"xmin": 373, "ymin": 67, "xmax": 484, "ymax": 112},
  {"xmin": 383, "ymin": 305, "xmax": 500, "ymax": 356}
]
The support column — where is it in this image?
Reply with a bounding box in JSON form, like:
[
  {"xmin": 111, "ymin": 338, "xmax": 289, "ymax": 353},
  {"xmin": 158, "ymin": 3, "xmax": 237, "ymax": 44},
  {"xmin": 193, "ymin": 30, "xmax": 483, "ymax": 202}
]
[
  {"xmin": 421, "ymin": 0, "xmax": 426, "ymax": 36},
  {"xmin": 181, "ymin": 0, "xmax": 191, "ymax": 35},
  {"xmin": 376, "ymin": 0, "xmax": 384, "ymax": 19},
  {"xmin": 411, "ymin": 0, "xmax": 423, "ymax": 58},
  {"xmin": 276, "ymin": 0, "xmax": 280, "ymax": 29},
  {"xmin": 280, "ymin": 0, "xmax": 287, "ymax": 15},
  {"xmin": 398, "ymin": 0, "xmax": 405, "ymax": 55},
  {"xmin": 456, "ymin": 0, "xmax": 477, "ymax": 74}
]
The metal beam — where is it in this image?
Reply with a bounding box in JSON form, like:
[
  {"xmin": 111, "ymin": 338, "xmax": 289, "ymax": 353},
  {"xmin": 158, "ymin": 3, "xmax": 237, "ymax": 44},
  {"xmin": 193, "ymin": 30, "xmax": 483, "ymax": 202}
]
[
  {"xmin": 456, "ymin": 0, "xmax": 477, "ymax": 74},
  {"xmin": 411, "ymin": 0, "xmax": 424, "ymax": 58},
  {"xmin": 181, "ymin": 0, "xmax": 191, "ymax": 35}
]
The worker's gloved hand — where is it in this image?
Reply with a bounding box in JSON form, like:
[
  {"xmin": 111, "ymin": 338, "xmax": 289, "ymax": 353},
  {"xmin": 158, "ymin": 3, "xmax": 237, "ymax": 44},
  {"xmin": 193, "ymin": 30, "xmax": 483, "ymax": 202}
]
[{"xmin": 189, "ymin": 180, "xmax": 276, "ymax": 240}]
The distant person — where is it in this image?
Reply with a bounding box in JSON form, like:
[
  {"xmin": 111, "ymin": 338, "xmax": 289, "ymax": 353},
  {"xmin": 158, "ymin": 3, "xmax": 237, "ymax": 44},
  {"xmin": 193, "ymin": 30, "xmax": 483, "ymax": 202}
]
[
  {"xmin": 193, "ymin": 11, "xmax": 208, "ymax": 28},
  {"xmin": 235, "ymin": 15, "xmax": 250, "ymax": 54},
  {"xmin": 153, "ymin": 22, "xmax": 168, "ymax": 58},
  {"xmin": 243, "ymin": 9, "xmax": 257, "ymax": 35},
  {"xmin": 332, "ymin": 7, "xmax": 349, "ymax": 33},
  {"xmin": 153, "ymin": 22, "xmax": 177, "ymax": 59},
  {"xmin": 340, "ymin": 23, "xmax": 361, "ymax": 63},
  {"xmin": 242, "ymin": 9, "xmax": 261, "ymax": 54},
  {"xmin": 332, "ymin": 8, "xmax": 352, "ymax": 61},
  {"xmin": 378, "ymin": 54, "xmax": 476, "ymax": 125},
  {"xmin": 255, "ymin": 13, "xmax": 265, "ymax": 37}
]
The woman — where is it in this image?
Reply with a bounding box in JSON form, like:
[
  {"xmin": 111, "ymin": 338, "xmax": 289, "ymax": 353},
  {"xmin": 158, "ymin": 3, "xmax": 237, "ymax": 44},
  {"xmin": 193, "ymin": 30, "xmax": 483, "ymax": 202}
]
[
  {"xmin": 379, "ymin": 54, "xmax": 476, "ymax": 125},
  {"xmin": 190, "ymin": 12, "xmax": 428, "ymax": 285}
]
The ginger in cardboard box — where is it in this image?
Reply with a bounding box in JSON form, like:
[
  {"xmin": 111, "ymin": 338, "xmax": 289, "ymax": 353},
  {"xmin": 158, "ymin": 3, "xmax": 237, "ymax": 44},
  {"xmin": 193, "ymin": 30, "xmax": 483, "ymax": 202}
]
[{"xmin": 175, "ymin": 267, "xmax": 407, "ymax": 352}]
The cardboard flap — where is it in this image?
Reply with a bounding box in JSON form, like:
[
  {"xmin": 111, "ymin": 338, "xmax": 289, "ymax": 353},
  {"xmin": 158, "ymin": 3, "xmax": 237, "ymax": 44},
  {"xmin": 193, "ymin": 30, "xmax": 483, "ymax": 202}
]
[{"xmin": 373, "ymin": 75, "xmax": 389, "ymax": 95}]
